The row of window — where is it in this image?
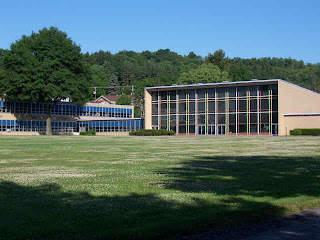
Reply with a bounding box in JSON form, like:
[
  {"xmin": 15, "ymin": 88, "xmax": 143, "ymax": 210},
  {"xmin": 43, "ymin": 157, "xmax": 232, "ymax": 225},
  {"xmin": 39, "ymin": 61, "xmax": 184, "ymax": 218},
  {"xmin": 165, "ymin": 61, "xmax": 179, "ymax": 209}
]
[
  {"xmin": 0, "ymin": 101, "xmax": 133, "ymax": 118},
  {"xmin": 164, "ymin": 123, "xmax": 276, "ymax": 135},
  {"xmin": 0, "ymin": 119, "xmax": 144, "ymax": 133},
  {"xmin": 152, "ymin": 111, "xmax": 278, "ymax": 126},
  {"xmin": 152, "ymin": 97, "xmax": 278, "ymax": 114},
  {"xmin": 152, "ymin": 85, "xmax": 278, "ymax": 102}
]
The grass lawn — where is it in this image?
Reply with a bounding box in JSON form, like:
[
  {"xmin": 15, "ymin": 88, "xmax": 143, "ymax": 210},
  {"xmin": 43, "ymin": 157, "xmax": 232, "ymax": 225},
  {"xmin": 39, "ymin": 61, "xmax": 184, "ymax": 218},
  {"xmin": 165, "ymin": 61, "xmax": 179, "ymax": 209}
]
[{"xmin": 0, "ymin": 136, "xmax": 319, "ymax": 239}]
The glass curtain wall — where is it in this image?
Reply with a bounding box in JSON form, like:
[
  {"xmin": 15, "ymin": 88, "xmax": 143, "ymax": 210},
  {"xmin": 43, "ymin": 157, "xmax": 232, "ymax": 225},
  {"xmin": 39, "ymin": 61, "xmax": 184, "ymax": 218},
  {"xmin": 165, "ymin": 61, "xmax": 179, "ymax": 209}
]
[
  {"xmin": 150, "ymin": 84, "xmax": 278, "ymax": 135},
  {"xmin": 0, "ymin": 101, "xmax": 133, "ymax": 118}
]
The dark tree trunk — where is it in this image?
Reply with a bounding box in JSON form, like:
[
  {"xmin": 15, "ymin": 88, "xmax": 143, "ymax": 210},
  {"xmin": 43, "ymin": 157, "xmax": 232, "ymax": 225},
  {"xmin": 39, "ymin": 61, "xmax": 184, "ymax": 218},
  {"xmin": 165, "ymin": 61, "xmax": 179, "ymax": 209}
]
[{"xmin": 46, "ymin": 103, "xmax": 52, "ymax": 135}]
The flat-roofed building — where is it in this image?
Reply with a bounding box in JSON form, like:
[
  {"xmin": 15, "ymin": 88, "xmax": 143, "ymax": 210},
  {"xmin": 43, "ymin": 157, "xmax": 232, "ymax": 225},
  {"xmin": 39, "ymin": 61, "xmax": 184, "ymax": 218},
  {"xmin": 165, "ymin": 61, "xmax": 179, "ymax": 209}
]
[
  {"xmin": 144, "ymin": 79, "xmax": 320, "ymax": 136},
  {"xmin": 0, "ymin": 97, "xmax": 143, "ymax": 135}
]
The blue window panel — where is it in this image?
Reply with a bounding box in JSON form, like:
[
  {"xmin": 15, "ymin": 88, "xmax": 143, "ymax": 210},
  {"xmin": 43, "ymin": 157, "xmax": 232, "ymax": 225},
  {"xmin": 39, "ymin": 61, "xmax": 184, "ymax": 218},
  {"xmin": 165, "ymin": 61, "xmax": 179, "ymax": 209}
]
[
  {"xmin": 111, "ymin": 108, "xmax": 114, "ymax": 113},
  {"xmin": 0, "ymin": 101, "xmax": 3, "ymax": 107},
  {"xmin": 114, "ymin": 121, "xmax": 119, "ymax": 127},
  {"xmin": 102, "ymin": 108, "xmax": 106, "ymax": 113},
  {"xmin": 103, "ymin": 121, "xmax": 107, "ymax": 127}
]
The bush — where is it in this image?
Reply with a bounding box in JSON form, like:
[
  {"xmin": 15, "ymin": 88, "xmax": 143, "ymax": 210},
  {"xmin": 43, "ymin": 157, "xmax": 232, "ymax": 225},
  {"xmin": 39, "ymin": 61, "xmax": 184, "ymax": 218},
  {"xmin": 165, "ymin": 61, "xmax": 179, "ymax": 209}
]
[
  {"xmin": 295, "ymin": 128, "xmax": 320, "ymax": 136},
  {"xmin": 80, "ymin": 130, "xmax": 96, "ymax": 136},
  {"xmin": 129, "ymin": 129, "xmax": 176, "ymax": 136},
  {"xmin": 290, "ymin": 129, "xmax": 302, "ymax": 135}
]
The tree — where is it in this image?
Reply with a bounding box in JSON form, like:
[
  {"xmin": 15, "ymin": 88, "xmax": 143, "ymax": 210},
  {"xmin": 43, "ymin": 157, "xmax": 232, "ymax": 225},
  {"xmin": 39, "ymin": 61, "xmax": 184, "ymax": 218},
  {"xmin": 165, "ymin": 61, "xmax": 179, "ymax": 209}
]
[
  {"xmin": 2, "ymin": 27, "xmax": 90, "ymax": 135},
  {"xmin": 115, "ymin": 94, "xmax": 131, "ymax": 105},
  {"xmin": 205, "ymin": 49, "xmax": 230, "ymax": 71},
  {"xmin": 230, "ymin": 66, "xmax": 254, "ymax": 81},
  {"xmin": 109, "ymin": 74, "xmax": 121, "ymax": 95},
  {"xmin": 178, "ymin": 64, "xmax": 230, "ymax": 85},
  {"xmin": 90, "ymin": 64, "xmax": 108, "ymax": 97}
]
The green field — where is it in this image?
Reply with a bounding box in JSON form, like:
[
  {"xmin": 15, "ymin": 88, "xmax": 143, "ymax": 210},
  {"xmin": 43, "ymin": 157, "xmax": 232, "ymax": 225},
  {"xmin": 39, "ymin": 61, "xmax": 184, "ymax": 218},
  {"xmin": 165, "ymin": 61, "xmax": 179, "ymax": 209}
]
[{"xmin": 0, "ymin": 136, "xmax": 319, "ymax": 239}]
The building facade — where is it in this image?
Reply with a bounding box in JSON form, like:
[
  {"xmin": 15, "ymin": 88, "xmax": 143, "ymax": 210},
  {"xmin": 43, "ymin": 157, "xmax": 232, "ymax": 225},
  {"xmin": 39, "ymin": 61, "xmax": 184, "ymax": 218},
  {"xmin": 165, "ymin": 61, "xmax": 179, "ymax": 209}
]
[
  {"xmin": 0, "ymin": 98, "xmax": 144, "ymax": 135},
  {"xmin": 144, "ymin": 79, "xmax": 320, "ymax": 136}
]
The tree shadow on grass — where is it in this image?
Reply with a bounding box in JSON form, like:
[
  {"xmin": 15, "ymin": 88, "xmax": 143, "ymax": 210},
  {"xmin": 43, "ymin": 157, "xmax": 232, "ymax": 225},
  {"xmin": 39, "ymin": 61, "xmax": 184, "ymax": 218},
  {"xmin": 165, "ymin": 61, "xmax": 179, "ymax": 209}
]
[
  {"xmin": 157, "ymin": 155, "xmax": 320, "ymax": 199},
  {"xmin": 0, "ymin": 181, "xmax": 285, "ymax": 240}
]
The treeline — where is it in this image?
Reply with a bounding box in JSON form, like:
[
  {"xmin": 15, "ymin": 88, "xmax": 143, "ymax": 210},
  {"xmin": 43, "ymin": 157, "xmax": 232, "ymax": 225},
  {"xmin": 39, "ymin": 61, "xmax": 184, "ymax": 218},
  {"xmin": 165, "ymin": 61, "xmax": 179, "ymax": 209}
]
[
  {"xmin": 1, "ymin": 46, "xmax": 319, "ymax": 116},
  {"xmin": 84, "ymin": 49, "xmax": 320, "ymax": 94}
]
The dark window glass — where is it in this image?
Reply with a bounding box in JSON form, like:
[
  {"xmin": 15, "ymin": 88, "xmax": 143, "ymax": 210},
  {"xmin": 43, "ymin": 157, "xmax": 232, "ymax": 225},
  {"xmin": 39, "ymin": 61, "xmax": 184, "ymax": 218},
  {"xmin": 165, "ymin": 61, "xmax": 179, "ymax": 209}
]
[
  {"xmin": 272, "ymin": 112, "xmax": 278, "ymax": 123},
  {"xmin": 152, "ymin": 104, "xmax": 158, "ymax": 115},
  {"xmin": 179, "ymin": 102, "xmax": 186, "ymax": 113},
  {"xmin": 198, "ymin": 102, "xmax": 205, "ymax": 112},
  {"xmin": 208, "ymin": 114, "xmax": 215, "ymax": 124},
  {"xmin": 249, "ymin": 86, "xmax": 257, "ymax": 96},
  {"xmin": 170, "ymin": 91, "xmax": 176, "ymax": 100},
  {"xmin": 228, "ymin": 87, "xmax": 236, "ymax": 97},
  {"xmin": 239, "ymin": 100, "xmax": 247, "ymax": 112},
  {"xmin": 217, "ymin": 88, "xmax": 226, "ymax": 98},
  {"xmin": 229, "ymin": 114, "xmax": 236, "ymax": 124},
  {"xmin": 260, "ymin": 113, "xmax": 269, "ymax": 123},
  {"xmin": 272, "ymin": 97, "xmax": 278, "ymax": 111},
  {"xmin": 229, "ymin": 100, "xmax": 236, "ymax": 111},
  {"xmin": 161, "ymin": 116, "xmax": 167, "ymax": 126},
  {"xmin": 161, "ymin": 103, "xmax": 167, "ymax": 114},
  {"xmin": 260, "ymin": 85, "xmax": 269, "ymax": 96},
  {"xmin": 179, "ymin": 126, "xmax": 186, "ymax": 133},
  {"xmin": 189, "ymin": 102, "xmax": 195, "ymax": 113},
  {"xmin": 261, "ymin": 124, "xmax": 269, "ymax": 132},
  {"xmin": 189, "ymin": 90, "xmax": 195, "ymax": 100},
  {"xmin": 260, "ymin": 99, "xmax": 269, "ymax": 110},
  {"xmin": 208, "ymin": 88, "xmax": 215, "ymax": 98},
  {"xmin": 250, "ymin": 124, "xmax": 258, "ymax": 133},
  {"xmin": 198, "ymin": 89, "xmax": 206, "ymax": 99},
  {"xmin": 170, "ymin": 126, "xmax": 176, "ymax": 132},
  {"xmin": 179, "ymin": 90, "xmax": 187, "ymax": 100},
  {"xmin": 218, "ymin": 101, "xmax": 225, "ymax": 112},
  {"xmin": 189, "ymin": 115, "xmax": 195, "ymax": 124},
  {"xmin": 250, "ymin": 99, "xmax": 257, "ymax": 111},
  {"xmin": 198, "ymin": 114, "xmax": 205, "ymax": 124},
  {"xmin": 189, "ymin": 125, "xmax": 195, "ymax": 133},
  {"xmin": 218, "ymin": 114, "xmax": 225, "ymax": 124},
  {"xmin": 229, "ymin": 125, "xmax": 236, "ymax": 133},
  {"xmin": 250, "ymin": 113, "xmax": 258, "ymax": 123},
  {"xmin": 208, "ymin": 101, "xmax": 215, "ymax": 112},
  {"xmin": 238, "ymin": 87, "xmax": 247, "ymax": 97},
  {"xmin": 170, "ymin": 103, "xmax": 176, "ymax": 113},
  {"xmin": 160, "ymin": 91, "xmax": 167, "ymax": 101},
  {"xmin": 179, "ymin": 115, "xmax": 186, "ymax": 124},
  {"xmin": 170, "ymin": 115, "xmax": 176, "ymax": 126},
  {"xmin": 272, "ymin": 84, "xmax": 278, "ymax": 96},
  {"xmin": 239, "ymin": 113, "xmax": 247, "ymax": 124},
  {"xmin": 239, "ymin": 125, "xmax": 247, "ymax": 133}
]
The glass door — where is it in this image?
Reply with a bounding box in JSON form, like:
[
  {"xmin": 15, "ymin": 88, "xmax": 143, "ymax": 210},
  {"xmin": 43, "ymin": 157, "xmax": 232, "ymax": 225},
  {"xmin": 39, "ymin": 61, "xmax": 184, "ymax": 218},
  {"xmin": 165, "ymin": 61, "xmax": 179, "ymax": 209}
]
[
  {"xmin": 198, "ymin": 125, "xmax": 206, "ymax": 135},
  {"xmin": 272, "ymin": 124, "xmax": 278, "ymax": 135},
  {"xmin": 217, "ymin": 124, "xmax": 226, "ymax": 135}
]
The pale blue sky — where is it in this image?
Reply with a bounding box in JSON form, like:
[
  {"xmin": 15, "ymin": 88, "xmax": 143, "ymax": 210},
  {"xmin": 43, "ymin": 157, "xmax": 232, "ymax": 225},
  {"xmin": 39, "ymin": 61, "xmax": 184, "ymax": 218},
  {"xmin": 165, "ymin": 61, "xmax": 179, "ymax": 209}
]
[{"xmin": 1, "ymin": 0, "xmax": 319, "ymax": 63}]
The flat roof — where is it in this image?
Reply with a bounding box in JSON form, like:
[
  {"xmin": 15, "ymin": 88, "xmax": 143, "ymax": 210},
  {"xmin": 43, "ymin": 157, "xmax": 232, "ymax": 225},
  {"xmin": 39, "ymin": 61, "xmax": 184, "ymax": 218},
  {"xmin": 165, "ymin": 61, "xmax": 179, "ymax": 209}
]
[
  {"xmin": 145, "ymin": 79, "xmax": 281, "ymax": 91},
  {"xmin": 76, "ymin": 118, "xmax": 144, "ymax": 122}
]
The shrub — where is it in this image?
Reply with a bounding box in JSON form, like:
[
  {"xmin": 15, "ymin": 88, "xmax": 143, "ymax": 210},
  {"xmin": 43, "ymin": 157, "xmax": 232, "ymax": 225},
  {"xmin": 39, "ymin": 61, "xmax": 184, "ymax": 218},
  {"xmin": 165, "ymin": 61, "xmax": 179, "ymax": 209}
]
[
  {"xmin": 295, "ymin": 128, "xmax": 320, "ymax": 136},
  {"xmin": 129, "ymin": 129, "xmax": 175, "ymax": 136},
  {"xmin": 290, "ymin": 129, "xmax": 302, "ymax": 135},
  {"xmin": 80, "ymin": 130, "xmax": 96, "ymax": 136}
]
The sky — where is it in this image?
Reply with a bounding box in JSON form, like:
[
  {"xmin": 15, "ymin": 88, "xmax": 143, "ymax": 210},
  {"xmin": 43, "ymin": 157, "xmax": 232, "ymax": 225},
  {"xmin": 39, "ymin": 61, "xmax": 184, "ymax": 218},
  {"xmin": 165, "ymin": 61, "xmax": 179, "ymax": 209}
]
[{"xmin": 1, "ymin": 0, "xmax": 319, "ymax": 63}]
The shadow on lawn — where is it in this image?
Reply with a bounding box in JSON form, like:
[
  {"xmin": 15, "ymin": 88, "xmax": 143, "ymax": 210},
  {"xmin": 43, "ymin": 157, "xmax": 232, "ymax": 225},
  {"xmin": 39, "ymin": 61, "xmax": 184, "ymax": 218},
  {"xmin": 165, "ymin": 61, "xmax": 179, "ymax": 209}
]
[
  {"xmin": 157, "ymin": 155, "xmax": 320, "ymax": 198},
  {"xmin": 0, "ymin": 155, "xmax": 319, "ymax": 239}
]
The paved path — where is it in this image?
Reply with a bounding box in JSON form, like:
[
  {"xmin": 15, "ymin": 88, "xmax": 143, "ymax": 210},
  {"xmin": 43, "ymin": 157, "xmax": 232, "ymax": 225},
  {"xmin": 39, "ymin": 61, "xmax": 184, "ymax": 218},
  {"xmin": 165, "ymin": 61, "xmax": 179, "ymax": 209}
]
[{"xmin": 173, "ymin": 208, "xmax": 320, "ymax": 240}]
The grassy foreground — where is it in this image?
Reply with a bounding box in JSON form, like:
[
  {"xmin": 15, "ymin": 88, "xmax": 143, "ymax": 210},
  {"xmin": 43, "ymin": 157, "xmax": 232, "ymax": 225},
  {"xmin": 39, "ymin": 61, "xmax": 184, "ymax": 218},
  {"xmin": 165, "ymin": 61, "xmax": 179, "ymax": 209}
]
[{"xmin": 0, "ymin": 136, "xmax": 319, "ymax": 239}]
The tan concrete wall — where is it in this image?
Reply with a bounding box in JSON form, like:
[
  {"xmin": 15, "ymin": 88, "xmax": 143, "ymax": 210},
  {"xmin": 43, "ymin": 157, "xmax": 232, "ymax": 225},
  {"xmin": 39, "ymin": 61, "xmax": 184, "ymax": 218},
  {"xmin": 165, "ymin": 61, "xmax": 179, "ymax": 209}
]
[
  {"xmin": 278, "ymin": 81, "xmax": 320, "ymax": 135},
  {"xmin": 144, "ymin": 89, "xmax": 152, "ymax": 129},
  {"xmin": 0, "ymin": 132, "xmax": 41, "ymax": 136},
  {"xmin": 282, "ymin": 116, "xmax": 320, "ymax": 135}
]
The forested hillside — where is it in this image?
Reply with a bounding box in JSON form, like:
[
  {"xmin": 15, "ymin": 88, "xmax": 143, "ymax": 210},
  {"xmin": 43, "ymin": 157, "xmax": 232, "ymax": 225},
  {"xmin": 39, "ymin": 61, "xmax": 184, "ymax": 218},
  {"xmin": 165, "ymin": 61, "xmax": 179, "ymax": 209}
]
[{"xmin": 1, "ymin": 47, "xmax": 319, "ymax": 116}]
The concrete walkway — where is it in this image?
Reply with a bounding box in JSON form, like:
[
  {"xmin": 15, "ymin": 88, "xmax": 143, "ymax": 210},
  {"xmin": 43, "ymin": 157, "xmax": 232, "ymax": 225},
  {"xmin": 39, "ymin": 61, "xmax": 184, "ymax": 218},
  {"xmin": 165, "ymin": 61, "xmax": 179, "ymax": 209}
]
[{"xmin": 174, "ymin": 208, "xmax": 320, "ymax": 240}]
